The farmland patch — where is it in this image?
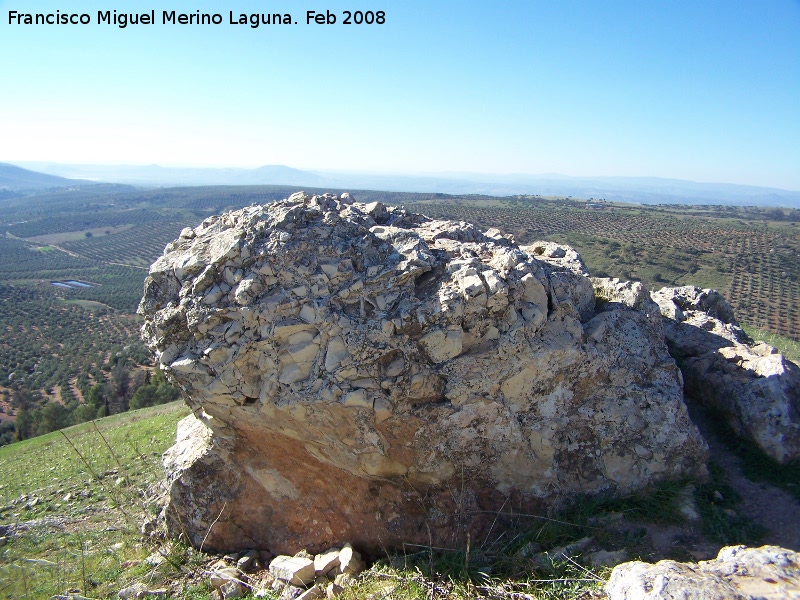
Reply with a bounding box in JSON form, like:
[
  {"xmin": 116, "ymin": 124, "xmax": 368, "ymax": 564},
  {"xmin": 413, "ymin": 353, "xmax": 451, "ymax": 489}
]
[{"xmin": 24, "ymin": 224, "xmax": 134, "ymax": 245}]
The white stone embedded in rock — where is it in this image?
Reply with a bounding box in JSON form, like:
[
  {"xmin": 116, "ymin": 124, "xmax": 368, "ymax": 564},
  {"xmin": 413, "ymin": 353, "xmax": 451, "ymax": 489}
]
[
  {"xmin": 520, "ymin": 273, "xmax": 547, "ymax": 307},
  {"xmin": 419, "ymin": 328, "xmax": 463, "ymax": 363},
  {"xmin": 343, "ymin": 389, "xmax": 372, "ymax": 409},
  {"xmin": 373, "ymin": 397, "xmax": 393, "ymax": 422},
  {"xmin": 169, "ymin": 356, "xmax": 204, "ymax": 374},
  {"xmin": 324, "ymin": 337, "xmax": 349, "ymax": 372},
  {"xmin": 459, "ymin": 273, "xmax": 485, "ymax": 299}
]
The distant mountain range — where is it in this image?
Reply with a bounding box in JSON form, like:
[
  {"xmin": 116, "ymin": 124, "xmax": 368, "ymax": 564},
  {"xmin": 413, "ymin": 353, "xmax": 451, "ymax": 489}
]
[
  {"xmin": 0, "ymin": 162, "xmax": 85, "ymax": 192},
  {"xmin": 8, "ymin": 161, "xmax": 800, "ymax": 208},
  {"xmin": 14, "ymin": 162, "xmax": 323, "ymax": 188}
]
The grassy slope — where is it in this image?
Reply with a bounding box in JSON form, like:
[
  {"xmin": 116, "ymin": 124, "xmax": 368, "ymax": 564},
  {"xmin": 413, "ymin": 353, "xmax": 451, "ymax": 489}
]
[{"xmin": 0, "ymin": 402, "xmax": 190, "ymax": 599}]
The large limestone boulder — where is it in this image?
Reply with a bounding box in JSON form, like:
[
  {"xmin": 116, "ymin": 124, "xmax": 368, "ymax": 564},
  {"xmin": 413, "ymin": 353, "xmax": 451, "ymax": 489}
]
[
  {"xmin": 139, "ymin": 193, "xmax": 706, "ymax": 554},
  {"xmin": 605, "ymin": 545, "xmax": 800, "ymax": 599},
  {"xmin": 652, "ymin": 286, "xmax": 800, "ymax": 463}
]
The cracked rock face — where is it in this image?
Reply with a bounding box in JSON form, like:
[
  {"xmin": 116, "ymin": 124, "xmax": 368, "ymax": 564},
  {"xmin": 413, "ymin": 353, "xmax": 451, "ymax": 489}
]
[{"xmin": 139, "ymin": 192, "xmax": 706, "ymax": 554}]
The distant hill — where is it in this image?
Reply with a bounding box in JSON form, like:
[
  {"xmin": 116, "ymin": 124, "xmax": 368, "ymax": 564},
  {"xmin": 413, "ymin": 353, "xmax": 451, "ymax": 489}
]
[
  {"xmin": 12, "ymin": 162, "xmax": 800, "ymax": 208},
  {"xmin": 0, "ymin": 163, "xmax": 83, "ymax": 192},
  {"xmin": 15, "ymin": 162, "xmax": 325, "ymax": 187},
  {"xmin": 311, "ymin": 172, "xmax": 800, "ymax": 208}
]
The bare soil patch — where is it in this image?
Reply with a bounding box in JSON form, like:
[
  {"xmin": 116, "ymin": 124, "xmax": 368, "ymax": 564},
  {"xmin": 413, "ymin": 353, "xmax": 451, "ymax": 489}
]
[
  {"xmin": 689, "ymin": 403, "xmax": 800, "ymax": 551},
  {"xmin": 25, "ymin": 224, "xmax": 134, "ymax": 245}
]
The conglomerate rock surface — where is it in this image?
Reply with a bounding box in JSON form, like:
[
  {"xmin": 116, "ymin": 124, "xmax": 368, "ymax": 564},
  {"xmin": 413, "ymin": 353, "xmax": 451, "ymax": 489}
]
[
  {"xmin": 139, "ymin": 192, "xmax": 707, "ymax": 554},
  {"xmin": 606, "ymin": 545, "xmax": 800, "ymax": 600}
]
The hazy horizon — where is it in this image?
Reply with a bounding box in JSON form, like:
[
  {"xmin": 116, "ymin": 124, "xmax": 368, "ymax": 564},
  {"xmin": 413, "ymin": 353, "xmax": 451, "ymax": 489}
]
[{"xmin": 10, "ymin": 160, "xmax": 800, "ymax": 194}]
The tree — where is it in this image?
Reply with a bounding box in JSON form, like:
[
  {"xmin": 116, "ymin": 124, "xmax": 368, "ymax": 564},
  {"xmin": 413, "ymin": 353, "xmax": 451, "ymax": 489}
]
[
  {"xmin": 155, "ymin": 383, "xmax": 180, "ymax": 404},
  {"xmin": 11, "ymin": 387, "xmax": 38, "ymax": 411},
  {"xmin": 71, "ymin": 403, "xmax": 97, "ymax": 424},
  {"xmin": 129, "ymin": 385, "xmax": 158, "ymax": 410},
  {"xmin": 129, "ymin": 369, "xmax": 147, "ymax": 392},
  {"xmin": 87, "ymin": 383, "xmax": 109, "ymax": 418},
  {"xmin": 152, "ymin": 366, "xmax": 167, "ymax": 386},
  {"xmin": 36, "ymin": 401, "xmax": 71, "ymax": 435},
  {"xmin": 14, "ymin": 407, "xmax": 33, "ymax": 441},
  {"xmin": 0, "ymin": 421, "xmax": 15, "ymax": 446},
  {"xmin": 109, "ymin": 361, "xmax": 131, "ymax": 414},
  {"xmin": 129, "ymin": 381, "xmax": 180, "ymax": 410}
]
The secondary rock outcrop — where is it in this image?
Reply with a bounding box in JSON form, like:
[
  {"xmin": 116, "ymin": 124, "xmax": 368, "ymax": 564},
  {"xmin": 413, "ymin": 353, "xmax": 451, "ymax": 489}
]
[
  {"xmin": 605, "ymin": 545, "xmax": 800, "ymax": 600},
  {"xmin": 139, "ymin": 192, "xmax": 707, "ymax": 554},
  {"xmin": 652, "ymin": 286, "xmax": 800, "ymax": 463}
]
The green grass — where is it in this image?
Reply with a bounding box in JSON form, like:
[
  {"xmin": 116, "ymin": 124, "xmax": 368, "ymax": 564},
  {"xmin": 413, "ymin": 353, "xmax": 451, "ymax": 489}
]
[
  {"xmin": 332, "ymin": 481, "xmax": 697, "ymax": 600},
  {"xmin": 0, "ymin": 402, "xmax": 188, "ymax": 506},
  {"xmin": 359, "ymin": 481, "xmax": 691, "ymax": 600},
  {"xmin": 0, "ymin": 402, "xmax": 191, "ymax": 599},
  {"xmin": 338, "ymin": 559, "xmax": 610, "ymax": 600},
  {"xmin": 695, "ymin": 462, "xmax": 766, "ymax": 545},
  {"xmin": 741, "ymin": 324, "xmax": 800, "ymax": 364}
]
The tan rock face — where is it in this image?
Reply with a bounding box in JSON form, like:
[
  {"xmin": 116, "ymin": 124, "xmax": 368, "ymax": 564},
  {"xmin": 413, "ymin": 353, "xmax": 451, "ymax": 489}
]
[{"xmin": 139, "ymin": 193, "xmax": 707, "ymax": 554}]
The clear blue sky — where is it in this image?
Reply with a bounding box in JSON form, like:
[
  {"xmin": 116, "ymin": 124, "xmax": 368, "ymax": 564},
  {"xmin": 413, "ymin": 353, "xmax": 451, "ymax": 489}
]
[{"xmin": 1, "ymin": 0, "xmax": 799, "ymax": 189}]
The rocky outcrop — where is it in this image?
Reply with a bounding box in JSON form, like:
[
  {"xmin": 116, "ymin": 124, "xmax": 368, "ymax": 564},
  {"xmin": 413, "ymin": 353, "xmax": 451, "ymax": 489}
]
[
  {"xmin": 652, "ymin": 286, "xmax": 800, "ymax": 463},
  {"xmin": 139, "ymin": 192, "xmax": 707, "ymax": 554},
  {"xmin": 651, "ymin": 286, "xmax": 747, "ymax": 357},
  {"xmin": 605, "ymin": 545, "xmax": 800, "ymax": 600},
  {"xmin": 523, "ymin": 240, "xmax": 591, "ymax": 278}
]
